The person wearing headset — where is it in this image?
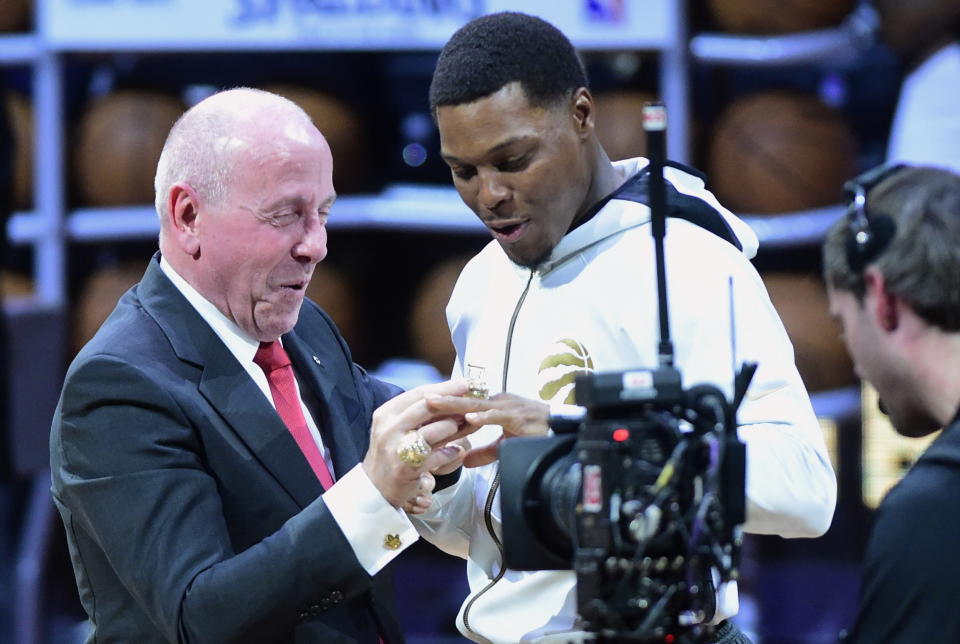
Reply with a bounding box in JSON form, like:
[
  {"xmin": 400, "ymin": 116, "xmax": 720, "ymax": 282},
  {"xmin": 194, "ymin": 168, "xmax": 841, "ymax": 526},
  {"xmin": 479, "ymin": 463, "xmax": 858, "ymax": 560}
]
[{"xmin": 824, "ymin": 164, "xmax": 960, "ymax": 643}]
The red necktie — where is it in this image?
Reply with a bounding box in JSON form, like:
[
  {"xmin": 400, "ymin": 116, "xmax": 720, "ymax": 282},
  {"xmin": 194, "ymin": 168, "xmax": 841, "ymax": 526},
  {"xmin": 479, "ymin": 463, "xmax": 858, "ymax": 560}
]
[{"xmin": 254, "ymin": 341, "xmax": 335, "ymax": 490}]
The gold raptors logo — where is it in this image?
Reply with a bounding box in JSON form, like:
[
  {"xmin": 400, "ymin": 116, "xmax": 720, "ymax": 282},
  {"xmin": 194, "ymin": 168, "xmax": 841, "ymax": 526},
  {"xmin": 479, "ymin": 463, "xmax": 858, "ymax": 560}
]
[{"xmin": 537, "ymin": 339, "xmax": 595, "ymax": 404}]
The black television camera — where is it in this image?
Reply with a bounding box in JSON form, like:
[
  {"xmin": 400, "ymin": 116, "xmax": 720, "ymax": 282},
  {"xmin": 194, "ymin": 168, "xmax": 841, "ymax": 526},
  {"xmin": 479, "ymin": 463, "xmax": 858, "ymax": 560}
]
[{"xmin": 498, "ymin": 105, "xmax": 754, "ymax": 643}]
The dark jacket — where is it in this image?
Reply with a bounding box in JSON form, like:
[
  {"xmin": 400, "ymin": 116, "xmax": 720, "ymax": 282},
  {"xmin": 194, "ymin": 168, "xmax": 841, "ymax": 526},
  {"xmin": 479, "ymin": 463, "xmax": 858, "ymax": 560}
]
[
  {"xmin": 50, "ymin": 254, "xmax": 403, "ymax": 643},
  {"xmin": 842, "ymin": 408, "xmax": 960, "ymax": 643}
]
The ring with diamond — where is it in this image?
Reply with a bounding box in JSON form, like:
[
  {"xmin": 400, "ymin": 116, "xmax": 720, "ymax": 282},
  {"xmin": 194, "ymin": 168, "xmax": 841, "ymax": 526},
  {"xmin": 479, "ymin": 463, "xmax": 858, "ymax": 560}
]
[
  {"xmin": 465, "ymin": 376, "xmax": 490, "ymax": 399},
  {"xmin": 396, "ymin": 431, "xmax": 431, "ymax": 467}
]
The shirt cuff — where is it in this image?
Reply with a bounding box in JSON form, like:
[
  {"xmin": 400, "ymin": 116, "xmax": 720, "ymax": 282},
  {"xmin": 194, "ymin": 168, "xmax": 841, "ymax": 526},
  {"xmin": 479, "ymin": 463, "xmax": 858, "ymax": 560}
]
[
  {"xmin": 549, "ymin": 403, "xmax": 585, "ymax": 434},
  {"xmin": 550, "ymin": 403, "xmax": 586, "ymax": 419},
  {"xmin": 323, "ymin": 464, "xmax": 418, "ymax": 575}
]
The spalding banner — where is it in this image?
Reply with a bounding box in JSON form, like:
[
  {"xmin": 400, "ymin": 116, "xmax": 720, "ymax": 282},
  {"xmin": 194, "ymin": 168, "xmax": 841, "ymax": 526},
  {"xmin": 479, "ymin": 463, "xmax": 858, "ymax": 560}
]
[{"xmin": 40, "ymin": 0, "xmax": 675, "ymax": 50}]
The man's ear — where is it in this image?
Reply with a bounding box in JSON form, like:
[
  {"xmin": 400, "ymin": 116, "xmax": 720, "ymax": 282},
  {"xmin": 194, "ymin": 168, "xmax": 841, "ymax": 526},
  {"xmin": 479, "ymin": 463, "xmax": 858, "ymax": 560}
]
[
  {"xmin": 166, "ymin": 183, "xmax": 202, "ymax": 258},
  {"xmin": 571, "ymin": 87, "xmax": 595, "ymax": 140},
  {"xmin": 864, "ymin": 267, "xmax": 899, "ymax": 332}
]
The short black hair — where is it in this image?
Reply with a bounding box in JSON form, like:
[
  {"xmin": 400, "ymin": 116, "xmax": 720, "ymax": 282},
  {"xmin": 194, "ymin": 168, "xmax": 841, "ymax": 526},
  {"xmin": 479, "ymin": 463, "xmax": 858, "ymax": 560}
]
[{"xmin": 429, "ymin": 12, "xmax": 588, "ymax": 112}]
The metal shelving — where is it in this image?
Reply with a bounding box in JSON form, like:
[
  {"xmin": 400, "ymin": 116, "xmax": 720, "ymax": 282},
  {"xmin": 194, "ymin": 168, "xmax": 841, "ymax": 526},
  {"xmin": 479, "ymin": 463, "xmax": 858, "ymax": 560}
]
[
  {"xmin": 2, "ymin": 8, "xmax": 871, "ymax": 643},
  {"xmin": 3, "ymin": 2, "xmax": 875, "ymax": 311},
  {"xmin": 7, "ymin": 187, "xmax": 847, "ymax": 247},
  {"xmin": 1, "ymin": 32, "xmax": 64, "ymax": 306},
  {"xmin": 6, "ymin": 0, "xmax": 694, "ymax": 309}
]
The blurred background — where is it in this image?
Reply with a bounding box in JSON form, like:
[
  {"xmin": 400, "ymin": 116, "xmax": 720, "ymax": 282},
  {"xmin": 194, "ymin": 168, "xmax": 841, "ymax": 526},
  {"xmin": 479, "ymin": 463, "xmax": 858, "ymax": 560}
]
[{"xmin": 2, "ymin": 1, "xmax": 959, "ymax": 642}]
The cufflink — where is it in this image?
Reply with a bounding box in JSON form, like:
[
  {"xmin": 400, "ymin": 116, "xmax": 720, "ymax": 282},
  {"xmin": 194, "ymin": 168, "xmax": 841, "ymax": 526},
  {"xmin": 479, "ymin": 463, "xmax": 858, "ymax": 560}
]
[
  {"xmin": 312, "ymin": 355, "xmax": 322, "ymax": 367},
  {"xmin": 383, "ymin": 534, "xmax": 401, "ymax": 550}
]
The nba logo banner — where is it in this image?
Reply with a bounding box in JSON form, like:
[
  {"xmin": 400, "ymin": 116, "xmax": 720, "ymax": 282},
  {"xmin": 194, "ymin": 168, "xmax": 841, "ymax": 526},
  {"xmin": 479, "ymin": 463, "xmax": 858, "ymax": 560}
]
[{"xmin": 586, "ymin": 0, "xmax": 625, "ymax": 22}]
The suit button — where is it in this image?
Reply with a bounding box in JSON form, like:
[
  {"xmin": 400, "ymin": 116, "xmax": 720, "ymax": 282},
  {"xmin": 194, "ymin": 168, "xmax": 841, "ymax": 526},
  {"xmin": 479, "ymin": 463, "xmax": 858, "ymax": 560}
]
[
  {"xmin": 330, "ymin": 590, "xmax": 343, "ymax": 603},
  {"xmin": 309, "ymin": 603, "xmax": 324, "ymax": 616},
  {"xmin": 297, "ymin": 610, "xmax": 310, "ymax": 621}
]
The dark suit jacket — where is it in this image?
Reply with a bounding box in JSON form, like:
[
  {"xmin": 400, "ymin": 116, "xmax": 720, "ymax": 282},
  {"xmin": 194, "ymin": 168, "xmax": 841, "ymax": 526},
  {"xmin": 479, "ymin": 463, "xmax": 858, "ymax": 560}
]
[{"xmin": 50, "ymin": 254, "xmax": 404, "ymax": 643}]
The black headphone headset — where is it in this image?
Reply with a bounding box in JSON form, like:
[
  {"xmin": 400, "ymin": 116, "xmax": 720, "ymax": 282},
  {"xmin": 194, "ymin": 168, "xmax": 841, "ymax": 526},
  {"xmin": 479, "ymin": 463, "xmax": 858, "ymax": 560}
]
[{"xmin": 843, "ymin": 163, "xmax": 906, "ymax": 273}]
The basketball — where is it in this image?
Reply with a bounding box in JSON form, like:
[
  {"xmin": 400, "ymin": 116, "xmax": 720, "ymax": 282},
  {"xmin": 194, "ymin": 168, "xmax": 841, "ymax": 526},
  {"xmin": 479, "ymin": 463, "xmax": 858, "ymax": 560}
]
[
  {"xmin": 262, "ymin": 84, "xmax": 365, "ymax": 194},
  {"xmin": 0, "ymin": 0, "xmax": 30, "ymax": 32},
  {"xmin": 874, "ymin": 0, "xmax": 960, "ymax": 60},
  {"xmin": 706, "ymin": 0, "xmax": 856, "ymax": 35},
  {"xmin": 762, "ymin": 272, "xmax": 855, "ymax": 392},
  {"xmin": 5, "ymin": 90, "xmax": 33, "ymax": 210},
  {"xmin": 1, "ymin": 270, "xmax": 33, "ymax": 298},
  {"xmin": 73, "ymin": 90, "xmax": 186, "ymax": 206},
  {"xmin": 73, "ymin": 261, "xmax": 149, "ymax": 354},
  {"xmin": 304, "ymin": 261, "xmax": 362, "ymax": 355},
  {"xmin": 409, "ymin": 255, "xmax": 471, "ymax": 376},
  {"xmin": 594, "ymin": 90, "xmax": 657, "ymax": 162},
  {"xmin": 707, "ymin": 91, "xmax": 858, "ymax": 214}
]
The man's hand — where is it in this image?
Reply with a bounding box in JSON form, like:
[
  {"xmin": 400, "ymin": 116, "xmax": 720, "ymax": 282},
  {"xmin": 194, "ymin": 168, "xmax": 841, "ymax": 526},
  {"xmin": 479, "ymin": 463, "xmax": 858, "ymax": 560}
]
[
  {"xmin": 362, "ymin": 380, "xmax": 476, "ymax": 509},
  {"xmin": 424, "ymin": 392, "xmax": 550, "ymax": 467},
  {"xmin": 399, "ymin": 437, "xmax": 469, "ymax": 514}
]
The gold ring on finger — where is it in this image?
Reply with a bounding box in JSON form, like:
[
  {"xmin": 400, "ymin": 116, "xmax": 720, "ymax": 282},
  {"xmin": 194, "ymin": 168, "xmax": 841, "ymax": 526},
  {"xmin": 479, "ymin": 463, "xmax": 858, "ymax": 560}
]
[{"xmin": 396, "ymin": 431, "xmax": 431, "ymax": 467}]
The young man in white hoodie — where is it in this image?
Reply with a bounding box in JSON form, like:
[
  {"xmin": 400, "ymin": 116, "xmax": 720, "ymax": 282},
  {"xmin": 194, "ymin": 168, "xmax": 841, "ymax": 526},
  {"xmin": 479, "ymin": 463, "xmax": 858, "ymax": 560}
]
[{"xmin": 415, "ymin": 12, "xmax": 836, "ymax": 644}]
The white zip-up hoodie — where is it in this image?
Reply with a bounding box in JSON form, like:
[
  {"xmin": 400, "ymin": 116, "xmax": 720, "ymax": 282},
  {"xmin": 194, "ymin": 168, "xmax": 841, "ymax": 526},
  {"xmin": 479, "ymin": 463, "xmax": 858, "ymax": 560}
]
[{"xmin": 415, "ymin": 158, "xmax": 837, "ymax": 644}]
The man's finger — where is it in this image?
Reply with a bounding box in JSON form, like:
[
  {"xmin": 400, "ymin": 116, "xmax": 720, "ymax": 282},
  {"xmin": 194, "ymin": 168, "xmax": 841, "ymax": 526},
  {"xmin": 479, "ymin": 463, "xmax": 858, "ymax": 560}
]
[
  {"xmin": 425, "ymin": 393, "xmax": 493, "ymax": 416},
  {"xmin": 419, "ymin": 471, "xmax": 436, "ymax": 495},
  {"xmin": 432, "ymin": 439, "xmax": 468, "ymax": 475},
  {"xmin": 463, "ymin": 439, "xmax": 502, "ymax": 468},
  {"xmin": 424, "ymin": 441, "xmax": 468, "ymax": 472},
  {"xmin": 463, "ymin": 409, "xmax": 502, "ymax": 428},
  {"xmin": 379, "ymin": 380, "xmax": 469, "ymax": 417},
  {"xmin": 403, "ymin": 494, "xmax": 433, "ymax": 514},
  {"xmin": 378, "ymin": 397, "xmax": 463, "ymax": 448},
  {"xmin": 419, "ymin": 415, "xmax": 483, "ymax": 447},
  {"xmin": 417, "ymin": 418, "xmax": 461, "ymax": 446}
]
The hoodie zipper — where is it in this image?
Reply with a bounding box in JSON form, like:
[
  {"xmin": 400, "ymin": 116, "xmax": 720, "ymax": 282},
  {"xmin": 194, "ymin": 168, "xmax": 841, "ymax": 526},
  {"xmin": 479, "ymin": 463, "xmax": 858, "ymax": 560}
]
[{"xmin": 461, "ymin": 268, "xmax": 536, "ymax": 643}]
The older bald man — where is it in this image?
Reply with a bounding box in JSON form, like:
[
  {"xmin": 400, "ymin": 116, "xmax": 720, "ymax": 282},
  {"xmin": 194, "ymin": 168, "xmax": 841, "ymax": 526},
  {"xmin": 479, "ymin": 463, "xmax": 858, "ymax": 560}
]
[{"xmin": 50, "ymin": 88, "xmax": 468, "ymax": 644}]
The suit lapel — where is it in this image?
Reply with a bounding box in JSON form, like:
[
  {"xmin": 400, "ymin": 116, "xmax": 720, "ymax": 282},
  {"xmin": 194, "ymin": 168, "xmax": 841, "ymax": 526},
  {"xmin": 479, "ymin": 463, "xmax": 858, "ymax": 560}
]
[
  {"xmin": 138, "ymin": 254, "xmax": 323, "ymax": 508},
  {"xmin": 197, "ymin": 337, "xmax": 324, "ymax": 508},
  {"xmin": 283, "ymin": 330, "xmax": 364, "ymax": 480}
]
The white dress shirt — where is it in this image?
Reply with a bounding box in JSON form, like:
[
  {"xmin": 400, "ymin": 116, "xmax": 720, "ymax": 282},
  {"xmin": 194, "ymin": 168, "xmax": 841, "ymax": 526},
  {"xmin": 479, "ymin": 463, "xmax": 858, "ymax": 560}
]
[{"xmin": 159, "ymin": 256, "xmax": 418, "ymax": 574}]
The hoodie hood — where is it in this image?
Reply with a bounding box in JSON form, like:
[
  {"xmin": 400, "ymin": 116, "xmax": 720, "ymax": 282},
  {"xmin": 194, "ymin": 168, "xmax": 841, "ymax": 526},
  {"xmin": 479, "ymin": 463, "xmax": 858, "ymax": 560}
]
[{"xmin": 539, "ymin": 157, "xmax": 759, "ymax": 275}]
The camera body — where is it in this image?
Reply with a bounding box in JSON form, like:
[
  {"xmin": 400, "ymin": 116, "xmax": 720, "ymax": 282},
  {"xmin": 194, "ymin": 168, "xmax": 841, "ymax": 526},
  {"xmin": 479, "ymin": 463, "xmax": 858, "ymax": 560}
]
[{"xmin": 500, "ymin": 365, "xmax": 748, "ymax": 643}]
